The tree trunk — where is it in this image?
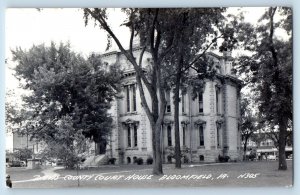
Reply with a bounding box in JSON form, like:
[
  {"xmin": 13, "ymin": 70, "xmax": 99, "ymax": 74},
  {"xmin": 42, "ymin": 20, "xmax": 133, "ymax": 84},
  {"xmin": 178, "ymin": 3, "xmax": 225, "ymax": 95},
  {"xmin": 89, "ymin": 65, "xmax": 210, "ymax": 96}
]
[
  {"xmin": 278, "ymin": 118, "xmax": 287, "ymax": 170},
  {"xmin": 152, "ymin": 122, "xmax": 163, "ymax": 175},
  {"xmin": 84, "ymin": 8, "xmax": 166, "ymax": 175},
  {"xmin": 243, "ymin": 137, "xmax": 248, "ymax": 161},
  {"xmin": 174, "ymin": 71, "xmax": 182, "ymax": 168}
]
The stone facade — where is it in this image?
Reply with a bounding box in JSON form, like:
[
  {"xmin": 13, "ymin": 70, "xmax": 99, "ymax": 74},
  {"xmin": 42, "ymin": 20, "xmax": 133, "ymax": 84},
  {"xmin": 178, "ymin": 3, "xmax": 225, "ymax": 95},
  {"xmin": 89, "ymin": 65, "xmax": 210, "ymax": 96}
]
[{"xmin": 103, "ymin": 48, "xmax": 242, "ymax": 164}]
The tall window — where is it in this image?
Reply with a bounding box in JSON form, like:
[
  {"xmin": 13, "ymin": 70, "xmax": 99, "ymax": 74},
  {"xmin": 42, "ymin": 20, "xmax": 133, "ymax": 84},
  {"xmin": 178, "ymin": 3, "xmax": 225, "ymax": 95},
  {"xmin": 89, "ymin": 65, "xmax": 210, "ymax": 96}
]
[
  {"xmin": 182, "ymin": 94, "xmax": 185, "ymax": 113},
  {"xmin": 127, "ymin": 126, "xmax": 131, "ymax": 147},
  {"xmin": 216, "ymin": 86, "xmax": 220, "ymax": 114},
  {"xmin": 126, "ymin": 85, "xmax": 130, "ymax": 112},
  {"xmin": 217, "ymin": 124, "xmax": 221, "ymax": 147},
  {"xmin": 166, "ymin": 91, "xmax": 171, "ymax": 113},
  {"xmin": 167, "ymin": 125, "xmax": 172, "ymax": 146},
  {"xmin": 126, "ymin": 84, "xmax": 137, "ymax": 113},
  {"xmin": 182, "ymin": 126, "xmax": 186, "ymax": 146},
  {"xmin": 131, "ymin": 84, "xmax": 137, "ymax": 112},
  {"xmin": 133, "ymin": 125, "xmax": 138, "ymax": 147},
  {"xmin": 198, "ymin": 92, "xmax": 203, "ymax": 113},
  {"xmin": 199, "ymin": 125, "xmax": 204, "ymax": 146}
]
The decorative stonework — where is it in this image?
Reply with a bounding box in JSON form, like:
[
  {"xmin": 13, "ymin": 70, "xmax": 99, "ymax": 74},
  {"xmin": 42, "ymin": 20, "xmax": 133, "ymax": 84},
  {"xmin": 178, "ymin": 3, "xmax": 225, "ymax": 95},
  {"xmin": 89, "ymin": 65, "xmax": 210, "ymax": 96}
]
[
  {"xmin": 222, "ymin": 83, "xmax": 229, "ymax": 155},
  {"xmin": 209, "ymin": 81, "xmax": 216, "ymax": 149},
  {"xmin": 122, "ymin": 118, "xmax": 140, "ymax": 125},
  {"xmin": 181, "ymin": 120, "xmax": 190, "ymax": 126},
  {"xmin": 163, "ymin": 119, "xmax": 174, "ymax": 125},
  {"xmin": 141, "ymin": 110, "xmax": 147, "ymax": 150},
  {"xmin": 107, "ymin": 50, "xmax": 241, "ymax": 163}
]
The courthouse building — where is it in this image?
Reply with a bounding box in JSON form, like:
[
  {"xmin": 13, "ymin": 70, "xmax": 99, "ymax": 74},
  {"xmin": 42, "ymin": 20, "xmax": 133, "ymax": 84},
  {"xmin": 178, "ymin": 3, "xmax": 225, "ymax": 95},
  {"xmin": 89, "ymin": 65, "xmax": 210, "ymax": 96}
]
[
  {"xmin": 102, "ymin": 46, "xmax": 243, "ymax": 164},
  {"xmin": 7, "ymin": 46, "xmax": 243, "ymax": 165}
]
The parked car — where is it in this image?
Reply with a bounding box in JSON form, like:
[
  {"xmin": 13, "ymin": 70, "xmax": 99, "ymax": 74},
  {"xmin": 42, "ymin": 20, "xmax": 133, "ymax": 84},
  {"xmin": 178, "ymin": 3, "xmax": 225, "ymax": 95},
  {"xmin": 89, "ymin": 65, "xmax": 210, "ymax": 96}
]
[
  {"xmin": 56, "ymin": 159, "xmax": 64, "ymax": 166},
  {"xmin": 9, "ymin": 161, "xmax": 24, "ymax": 167},
  {"xmin": 267, "ymin": 155, "xmax": 277, "ymax": 160},
  {"xmin": 20, "ymin": 161, "xmax": 26, "ymax": 167}
]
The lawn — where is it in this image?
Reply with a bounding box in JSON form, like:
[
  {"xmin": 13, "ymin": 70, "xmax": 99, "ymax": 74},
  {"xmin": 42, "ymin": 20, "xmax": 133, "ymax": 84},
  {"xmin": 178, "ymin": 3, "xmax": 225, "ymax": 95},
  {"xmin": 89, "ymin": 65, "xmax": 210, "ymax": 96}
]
[{"xmin": 6, "ymin": 160, "xmax": 293, "ymax": 188}]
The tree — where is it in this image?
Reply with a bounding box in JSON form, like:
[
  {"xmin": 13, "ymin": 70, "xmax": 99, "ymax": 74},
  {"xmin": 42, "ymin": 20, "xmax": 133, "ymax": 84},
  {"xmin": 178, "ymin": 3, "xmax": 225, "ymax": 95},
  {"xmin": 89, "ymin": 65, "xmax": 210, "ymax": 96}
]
[
  {"xmin": 234, "ymin": 7, "xmax": 292, "ymax": 170},
  {"xmin": 240, "ymin": 98, "xmax": 257, "ymax": 160},
  {"xmin": 12, "ymin": 148, "xmax": 33, "ymax": 164},
  {"xmin": 11, "ymin": 42, "xmax": 121, "ymax": 168},
  {"xmin": 83, "ymin": 8, "xmax": 170, "ymax": 174},
  {"xmin": 41, "ymin": 116, "xmax": 87, "ymax": 169},
  {"xmin": 160, "ymin": 8, "xmax": 237, "ymax": 168},
  {"xmin": 84, "ymin": 8, "xmax": 239, "ymax": 172},
  {"xmin": 83, "ymin": 8, "xmax": 232, "ymax": 173}
]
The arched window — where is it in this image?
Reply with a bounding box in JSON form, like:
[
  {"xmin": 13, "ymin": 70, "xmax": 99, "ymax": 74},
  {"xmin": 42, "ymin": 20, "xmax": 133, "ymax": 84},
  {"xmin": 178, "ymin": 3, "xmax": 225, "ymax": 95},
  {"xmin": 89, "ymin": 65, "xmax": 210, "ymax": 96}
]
[
  {"xmin": 199, "ymin": 155, "xmax": 204, "ymax": 161},
  {"xmin": 127, "ymin": 157, "xmax": 131, "ymax": 164}
]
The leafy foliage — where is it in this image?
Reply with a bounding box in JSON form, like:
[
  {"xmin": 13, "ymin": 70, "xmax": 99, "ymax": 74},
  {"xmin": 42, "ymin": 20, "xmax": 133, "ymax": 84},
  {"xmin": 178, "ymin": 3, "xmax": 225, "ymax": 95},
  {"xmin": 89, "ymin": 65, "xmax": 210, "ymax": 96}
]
[
  {"xmin": 12, "ymin": 148, "xmax": 33, "ymax": 162},
  {"xmin": 41, "ymin": 116, "xmax": 87, "ymax": 169},
  {"xmin": 240, "ymin": 98, "xmax": 257, "ymax": 158},
  {"xmin": 83, "ymin": 8, "xmax": 236, "ymax": 173},
  {"xmin": 11, "ymin": 42, "xmax": 122, "ymax": 167},
  {"xmin": 234, "ymin": 8, "xmax": 292, "ymax": 125},
  {"xmin": 233, "ymin": 7, "xmax": 292, "ymax": 170}
]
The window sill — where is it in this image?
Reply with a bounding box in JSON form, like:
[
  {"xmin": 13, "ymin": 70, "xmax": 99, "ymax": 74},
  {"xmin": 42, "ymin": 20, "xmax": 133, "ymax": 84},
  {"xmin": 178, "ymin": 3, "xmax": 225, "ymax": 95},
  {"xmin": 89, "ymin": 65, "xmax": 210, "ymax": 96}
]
[
  {"xmin": 126, "ymin": 147, "xmax": 138, "ymax": 150},
  {"xmin": 123, "ymin": 111, "xmax": 138, "ymax": 116},
  {"xmin": 197, "ymin": 146, "xmax": 205, "ymax": 149}
]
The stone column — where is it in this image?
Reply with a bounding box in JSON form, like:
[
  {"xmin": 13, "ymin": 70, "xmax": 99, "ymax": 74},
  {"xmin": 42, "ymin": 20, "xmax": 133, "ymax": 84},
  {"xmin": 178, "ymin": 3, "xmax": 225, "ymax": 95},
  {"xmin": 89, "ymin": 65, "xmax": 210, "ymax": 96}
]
[
  {"xmin": 209, "ymin": 81, "xmax": 216, "ymax": 149},
  {"xmin": 222, "ymin": 82, "xmax": 229, "ymax": 155}
]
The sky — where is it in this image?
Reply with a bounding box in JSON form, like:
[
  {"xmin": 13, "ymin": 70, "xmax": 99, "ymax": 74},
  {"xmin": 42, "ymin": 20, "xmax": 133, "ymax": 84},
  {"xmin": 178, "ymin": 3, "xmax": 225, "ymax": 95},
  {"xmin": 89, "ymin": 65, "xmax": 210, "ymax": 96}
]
[
  {"xmin": 5, "ymin": 7, "xmax": 270, "ymax": 91},
  {"xmin": 5, "ymin": 8, "xmax": 129, "ymax": 91},
  {"xmin": 5, "ymin": 7, "xmax": 281, "ymax": 151},
  {"xmin": 5, "ymin": 7, "xmax": 269, "ymax": 58}
]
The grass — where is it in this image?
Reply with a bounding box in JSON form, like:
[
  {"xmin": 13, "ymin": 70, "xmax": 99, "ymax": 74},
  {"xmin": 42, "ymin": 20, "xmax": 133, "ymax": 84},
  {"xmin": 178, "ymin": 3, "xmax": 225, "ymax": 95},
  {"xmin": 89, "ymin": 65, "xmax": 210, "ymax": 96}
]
[{"xmin": 7, "ymin": 160, "xmax": 293, "ymax": 188}]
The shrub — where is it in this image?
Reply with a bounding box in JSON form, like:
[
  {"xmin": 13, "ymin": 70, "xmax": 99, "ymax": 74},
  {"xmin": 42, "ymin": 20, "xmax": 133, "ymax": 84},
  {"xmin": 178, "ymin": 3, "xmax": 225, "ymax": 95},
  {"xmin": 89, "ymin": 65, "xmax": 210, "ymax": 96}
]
[
  {"xmin": 136, "ymin": 157, "xmax": 144, "ymax": 165},
  {"xmin": 248, "ymin": 153, "xmax": 256, "ymax": 161},
  {"xmin": 183, "ymin": 155, "xmax": 189, "ymax": 163},
  {"xmin": 108, "ymin": 158, "xmax": 116, "ymax": 165},
  {"xmin": 133, "ymin": 156, "xmax": 137, "ymax": 164},
  {"xmin": 146, "ymin": 157, "xmax": 153, "ymax": 165},
  {"xmin": 218, "ymin": 155, "xmax": 230, "ymax": 163}
]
